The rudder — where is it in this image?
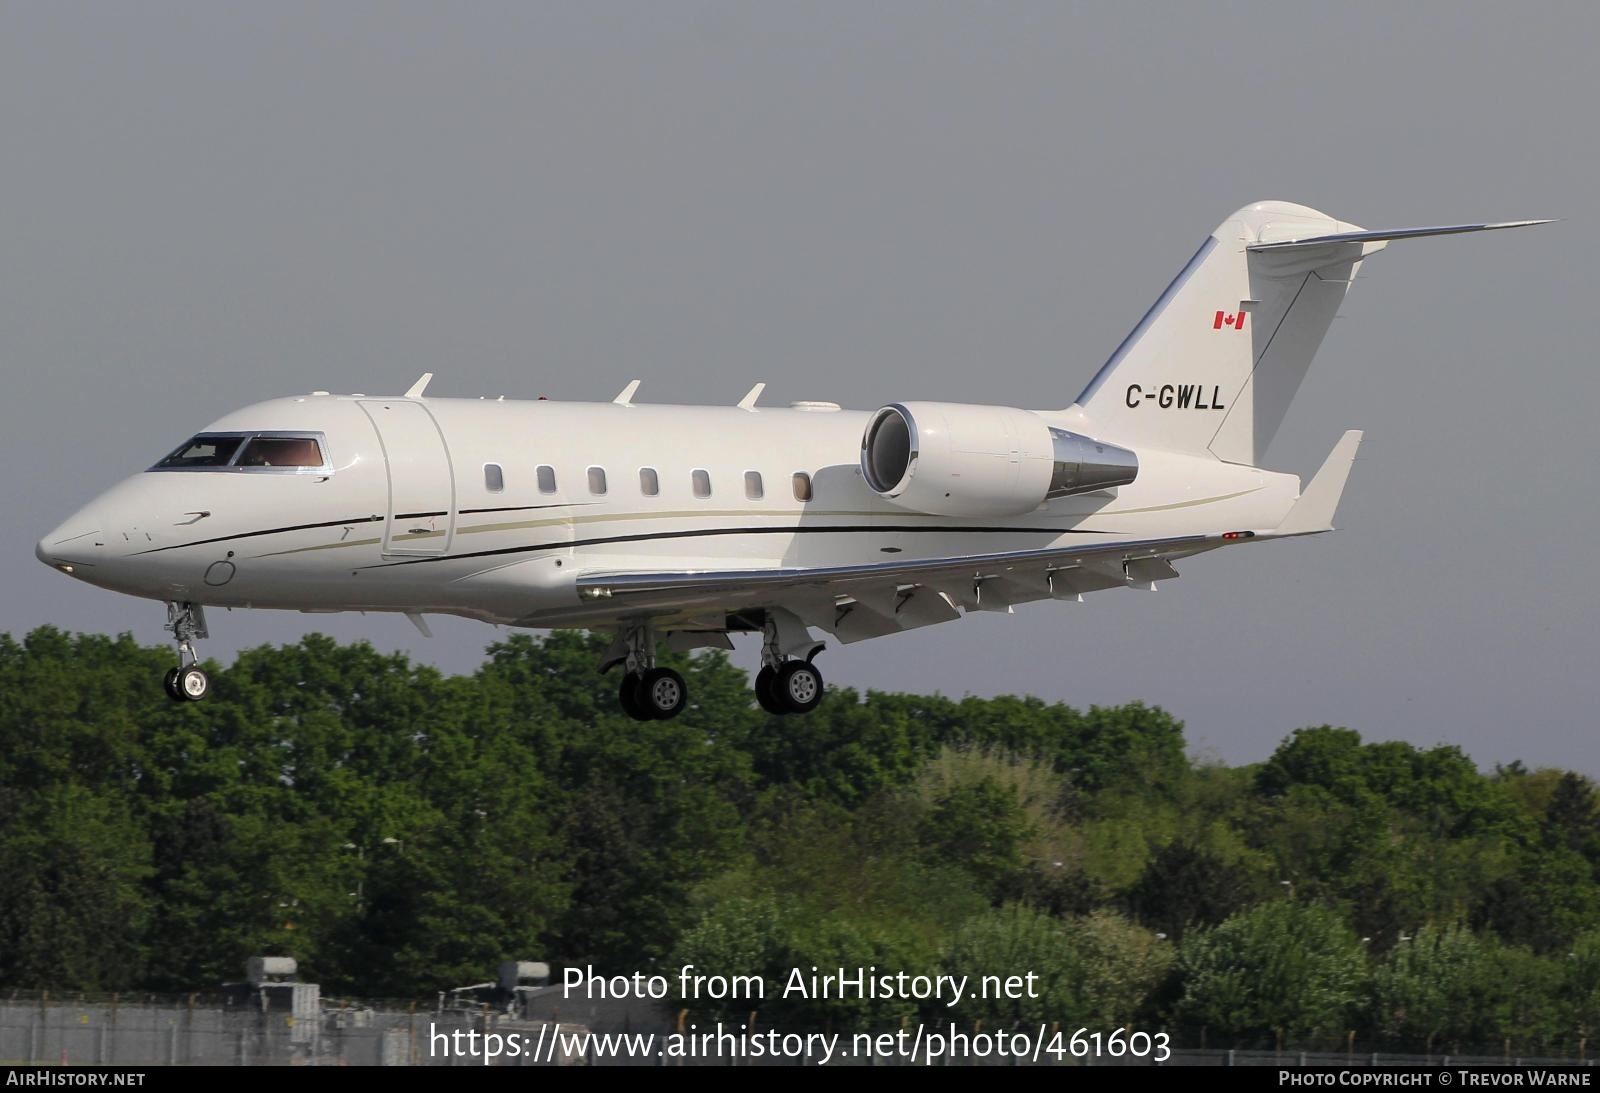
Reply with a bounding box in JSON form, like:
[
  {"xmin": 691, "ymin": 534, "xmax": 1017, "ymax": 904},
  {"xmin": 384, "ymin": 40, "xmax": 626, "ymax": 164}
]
[{"xmin": 1073, "ymin": 201, "xmax": 1369, "ymax": 465}]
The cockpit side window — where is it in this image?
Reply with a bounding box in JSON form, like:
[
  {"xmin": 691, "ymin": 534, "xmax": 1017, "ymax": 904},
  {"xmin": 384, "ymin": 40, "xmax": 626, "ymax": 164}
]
[
  {"xmin": 154, "ymin": 434, "xmax": 245, "ymax": 469},
  {"xmin": 236, "ymin": 436, "xmax": 326, "ymax": 469},
  {"xmin": 150, "ymin": 432, "xmax": 331, "ymax": 473}
]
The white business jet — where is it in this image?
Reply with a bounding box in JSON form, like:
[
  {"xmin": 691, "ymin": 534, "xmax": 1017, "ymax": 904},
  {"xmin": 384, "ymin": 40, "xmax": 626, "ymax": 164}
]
[{"xmin": 37, "ymin": 202, "xmax": 1546, "ymax": 720}]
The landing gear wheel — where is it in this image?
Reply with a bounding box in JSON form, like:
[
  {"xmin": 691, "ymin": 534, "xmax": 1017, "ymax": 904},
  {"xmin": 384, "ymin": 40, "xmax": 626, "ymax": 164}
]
[
  {"xmin": 163, "ymin": 667, "xmax": 183, "ymax": 702},
  {"xmin": 754, "ymin": 665, "xmax": 787, "ymax": 715},
  {"xmin": 618, "ymin": 672, "xmax": 650, "ymax": 722},
  {"xmin": 638, "ymin": 667, "xmax": 688, "ymax": 721},
  {"xmin": 776, "ymin": 660, "xmax": 824, "ymax": 714},
  {"xmin": 177, "ymin": 665, "xmax": 210, "ymax": 702}
]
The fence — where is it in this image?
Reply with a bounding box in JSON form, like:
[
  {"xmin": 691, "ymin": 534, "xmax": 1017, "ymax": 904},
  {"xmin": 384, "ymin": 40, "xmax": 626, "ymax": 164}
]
[
  {"xmin": 2, "ymin": 996, "xmax": 1597, "ymax": 1067},
  {"xmin": 0, "ymin": 998, "xmax": 508, "ymax": 1066}
]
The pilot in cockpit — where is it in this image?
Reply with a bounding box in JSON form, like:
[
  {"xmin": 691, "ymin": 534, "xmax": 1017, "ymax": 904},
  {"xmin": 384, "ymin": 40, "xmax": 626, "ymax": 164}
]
[
  {"xmin": 236, "ymin": 437, "xmax": 324, "ymax": 468},
  {"xmin": 153, "ymin": 434, "xmax": 326, "ymax": 471}
]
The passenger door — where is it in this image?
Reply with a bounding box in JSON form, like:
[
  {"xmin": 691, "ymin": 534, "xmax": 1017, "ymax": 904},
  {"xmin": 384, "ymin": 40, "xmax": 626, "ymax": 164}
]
[{"xmin": 359, "ymin": 400, "xmax": 456, "ymax": 556}]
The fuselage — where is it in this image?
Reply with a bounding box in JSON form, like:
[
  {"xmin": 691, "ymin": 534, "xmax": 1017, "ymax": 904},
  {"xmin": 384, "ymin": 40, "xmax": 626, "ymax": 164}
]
[{"xmin": 37, "ymin": 392, "xmax": 1301, "ymax": 630}]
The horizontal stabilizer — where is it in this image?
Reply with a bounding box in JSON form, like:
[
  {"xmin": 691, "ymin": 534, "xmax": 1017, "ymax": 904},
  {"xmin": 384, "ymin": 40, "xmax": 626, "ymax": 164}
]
[
  {"xmin": 1074, "ymin": 203, "xmax": 1548, "ymax": 467},
  {"xmin": 1276, "ymin": 430, "xmax": 1363, "ymax": 536},
  {"xmin": 1248, "ymin": 220, "xmax": 1553, "ymax": 252}
]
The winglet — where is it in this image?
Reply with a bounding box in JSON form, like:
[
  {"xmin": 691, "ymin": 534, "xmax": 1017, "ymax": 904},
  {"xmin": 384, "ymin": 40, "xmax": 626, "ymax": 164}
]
[
  {"xmin": 737, "ymin": 382, "xmax": 766, "ymax": 411},
  {"xmin": 613, "ymin": 379, "xmax": 641, "ymax": 406},
  {"xmin": 404, "ymin": 372, "xmax": 434, "ymax": 399},
  {"xmin": 1276, "ymin": 430, "xmax": 1363, "ymax": 535}
]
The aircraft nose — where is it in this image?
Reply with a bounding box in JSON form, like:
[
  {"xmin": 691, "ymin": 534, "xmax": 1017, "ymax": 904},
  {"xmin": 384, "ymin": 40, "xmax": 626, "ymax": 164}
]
[{"xmin": 36, "ymin": 515, "xmax": 103, "ymax": 574}]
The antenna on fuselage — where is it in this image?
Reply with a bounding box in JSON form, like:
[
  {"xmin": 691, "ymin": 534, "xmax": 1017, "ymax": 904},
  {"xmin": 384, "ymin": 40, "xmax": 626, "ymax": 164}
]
[
  {"xmin": 404, "ymin": 372, "xmax": 434, "ymax": 399},
  {"xmin": 613, "ymin": 379, "xmax": 642, "ymax": 406},
  {"xmin": 737, "ymin": 382, "xmax": 766, "ymax": 411}
]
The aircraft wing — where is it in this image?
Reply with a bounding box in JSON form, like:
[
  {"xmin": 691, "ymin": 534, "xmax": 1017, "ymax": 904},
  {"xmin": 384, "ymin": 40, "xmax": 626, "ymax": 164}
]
[
  {"xmin": 573, "ymin": 532, "xmax": 1226, "ymax": 644},
  {"xmin": 569, "ymin": 428, "xmax": 1363, "ymax": 644}
]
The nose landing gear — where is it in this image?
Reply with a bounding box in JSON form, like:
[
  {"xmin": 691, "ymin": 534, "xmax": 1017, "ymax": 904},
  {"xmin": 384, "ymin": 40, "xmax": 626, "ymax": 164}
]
[{"xmin": 163, "ymin": 601, "xmax": 211, "ymax": 703}]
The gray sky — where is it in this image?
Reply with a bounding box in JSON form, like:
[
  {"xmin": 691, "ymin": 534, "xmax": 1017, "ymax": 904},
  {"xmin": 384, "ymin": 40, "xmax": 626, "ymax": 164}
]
[{"xmin": 3, "ymin": 2, "xmax": 1594, "ymax": 773}]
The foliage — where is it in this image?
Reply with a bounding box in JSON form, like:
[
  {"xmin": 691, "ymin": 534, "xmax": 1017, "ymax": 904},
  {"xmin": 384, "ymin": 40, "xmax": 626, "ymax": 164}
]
[
  {"xmin": 1177, "ymin": 900, "xmax": 1367, "ymax": 1046},
  {"xmin": 2, "ymin": 626, "xmax": 1599, "ymax": 1053}
]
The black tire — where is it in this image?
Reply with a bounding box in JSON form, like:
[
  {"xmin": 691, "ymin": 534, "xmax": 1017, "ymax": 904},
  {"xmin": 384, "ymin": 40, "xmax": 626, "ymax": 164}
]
[
  {"xmin": 163, "ymin": 667, "xmax": 183, "ymax": 702},
  {"xmin": 754, "ymin": 665, "xmax": 787, "ymax": 715},
  {"xmin": 776, "ymin": 660, "xmax": 824, "ymax": 714},
  {"xmin": 638, "ymin": 667, "xmax": 688, "ymax": 720},
  {"xmin": 618, "ymin": 672, "xmax": 650, "ymax": 721},
  {"xmin": 177, "ymin": 666, "xmax": 210, "ymax": 702}
]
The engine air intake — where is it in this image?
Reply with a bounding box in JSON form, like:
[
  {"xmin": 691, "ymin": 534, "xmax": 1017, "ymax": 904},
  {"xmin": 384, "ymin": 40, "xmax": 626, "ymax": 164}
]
[{"xmin": 860, "ymin": 402, "xmax": 1136, "ymax": 517}]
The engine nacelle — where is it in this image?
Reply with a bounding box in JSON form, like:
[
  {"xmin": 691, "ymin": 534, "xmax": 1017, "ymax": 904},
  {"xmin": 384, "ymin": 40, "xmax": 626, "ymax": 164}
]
[{"xmin": 860, "ymin": 402, "xmax": 1137, "ymax": 517}]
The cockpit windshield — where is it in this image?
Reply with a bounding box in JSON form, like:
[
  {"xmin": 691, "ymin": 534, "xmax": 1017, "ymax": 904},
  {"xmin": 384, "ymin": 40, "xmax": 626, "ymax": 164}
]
[
  {"xmin": 150, "ymin": 432, "xmax": 331, "ymax": 474},
  {"xmin": 154, "ymin": 435, "xmax": 246, "ymax": 468}
]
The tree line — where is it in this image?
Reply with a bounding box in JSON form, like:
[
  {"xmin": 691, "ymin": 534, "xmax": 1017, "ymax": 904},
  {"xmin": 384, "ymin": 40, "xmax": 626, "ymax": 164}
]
[{"xmin": 0, "ymin": 627, "xmax": 1596, "ymax": 1053}]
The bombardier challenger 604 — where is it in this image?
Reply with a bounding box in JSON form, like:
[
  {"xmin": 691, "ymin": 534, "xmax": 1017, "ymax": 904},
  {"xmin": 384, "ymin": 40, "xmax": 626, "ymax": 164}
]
[{"xmin": 37, "ymin": 201, "xmax": 1547, "ymax": 719}]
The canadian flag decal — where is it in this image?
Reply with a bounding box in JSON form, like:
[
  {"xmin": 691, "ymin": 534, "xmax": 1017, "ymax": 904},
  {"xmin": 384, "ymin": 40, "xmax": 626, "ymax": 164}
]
[{"xmin": 1214, "ymin": 310, "xmax": 1246, "ymax": 331}]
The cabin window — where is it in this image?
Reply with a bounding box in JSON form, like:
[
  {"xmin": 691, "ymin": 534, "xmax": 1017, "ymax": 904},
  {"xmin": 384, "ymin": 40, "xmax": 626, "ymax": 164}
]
[
  {"xmin": 587, "ymin": 466, "xmax": 608, "ymax": 495},
  {"xmin": 692, "ymin": 469, "xmax": 712, "ymax": 498},
  {"xmin": 792, "ymin": 472, "xmax": 813, "ymax": 502},
  {"xmin": 484, "ymin": 463, "xmax": 504, "ymax": 493},
  {"xmin": 744, "ymin": 471, "xmax": 764, "ymax": 500},
  {"xmin": 639, "ymin": 467, "xmax": 659, "ymax": 496},
  {"xmin": 536, "ymin": 465, "xmax": 557, "ymax": 494}
]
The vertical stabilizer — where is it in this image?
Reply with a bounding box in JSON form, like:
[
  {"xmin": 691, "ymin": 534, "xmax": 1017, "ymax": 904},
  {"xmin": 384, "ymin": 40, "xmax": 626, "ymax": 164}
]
[
  {"xmin": 1073, "ymin": 201, "xmax": 1371, "ymax": 465},
  {"xmin": 1072, "ymin": 204, "xmax": 1549, "ymax": 466}
]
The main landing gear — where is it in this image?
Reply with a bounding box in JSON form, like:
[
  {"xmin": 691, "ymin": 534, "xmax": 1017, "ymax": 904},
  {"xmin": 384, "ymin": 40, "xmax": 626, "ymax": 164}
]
[
  {"xmin": 754, "ymin": 608, "xmax": 826, "ymax": 717},
  {"xmin": 601, "ymin": 609, "xmax": 829, "ymax": 721},
  {"xmin": 754, "ymin": 660, "xmax": 825, "ymax": 716},
  {"xmin": 162, "ymin": 601, "xmax": 211, "ymax": 703},
  {"xmin": 619, "ymin": 665, "xmax": 689, "ymax": 722},
  {"xmin": 608, "ymin": 621, "xmax": 689, "ymax": 722}
]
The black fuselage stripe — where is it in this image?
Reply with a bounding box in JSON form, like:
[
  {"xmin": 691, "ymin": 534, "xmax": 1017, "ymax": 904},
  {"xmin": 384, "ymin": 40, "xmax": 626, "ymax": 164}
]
[
  {"xmin": 134, "ymin": 514, "xmax": 383, "ymax": 554},
  {"xmin": 135, "ymin": 506, "xmax": 560, "ymax": 555},
  {"xmin": 358, "ymin": 523, "xmax": 1093, "ymax": 569},
  {"xmin": 457, "ymin": 505, "xmax": 558, "ymax": 516}
]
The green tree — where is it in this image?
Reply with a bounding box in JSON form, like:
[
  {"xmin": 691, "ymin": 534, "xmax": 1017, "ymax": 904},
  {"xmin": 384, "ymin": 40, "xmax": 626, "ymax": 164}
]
[
  {"xmin": 1125, "ymin": 841, "xmax": 1267, "ymax": 940},
  {"xmin": 1473, "ymin": 848, "xmax": 1600, "ymax": 955},
  {"xmin": 668, "ymin": 893, "xmax": 787, "ymax": 1022},
  {"xmin": 1370, "ymin": 924, "xmax": 1489, "ymax": 1053},
  {"xmin": 918, "ymin": 779, "xmax": 1030, "ymax": 897},
  {"xmin": 473, "ymin": 634, "xmax": 754, "ymax": 969},
  {"xmin": 1070, "ymin": 909, "xmax": 1175, "ymax": 1028},
  {"xmin": 944, "ymin": 905, "xmax": 1082, "ymax": 1027},
  {"xmin": 1177, "ymin": 901, "xmax": 1367, "ymax": 1047},
  {"xmin": 1564, "ymin": 929, "xmax": 1600, "ymax": 1046},
  {"xmin": 1544, "ymin": 774, "xmax": 1600, "ymax": 860},
  {"xmin": 0, "ymin": 785, "xmax": 152, "ymax": 989},
  {"xmin": 946, "ymin": 906, "xmax": 1171, "ymax": 1029}
]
